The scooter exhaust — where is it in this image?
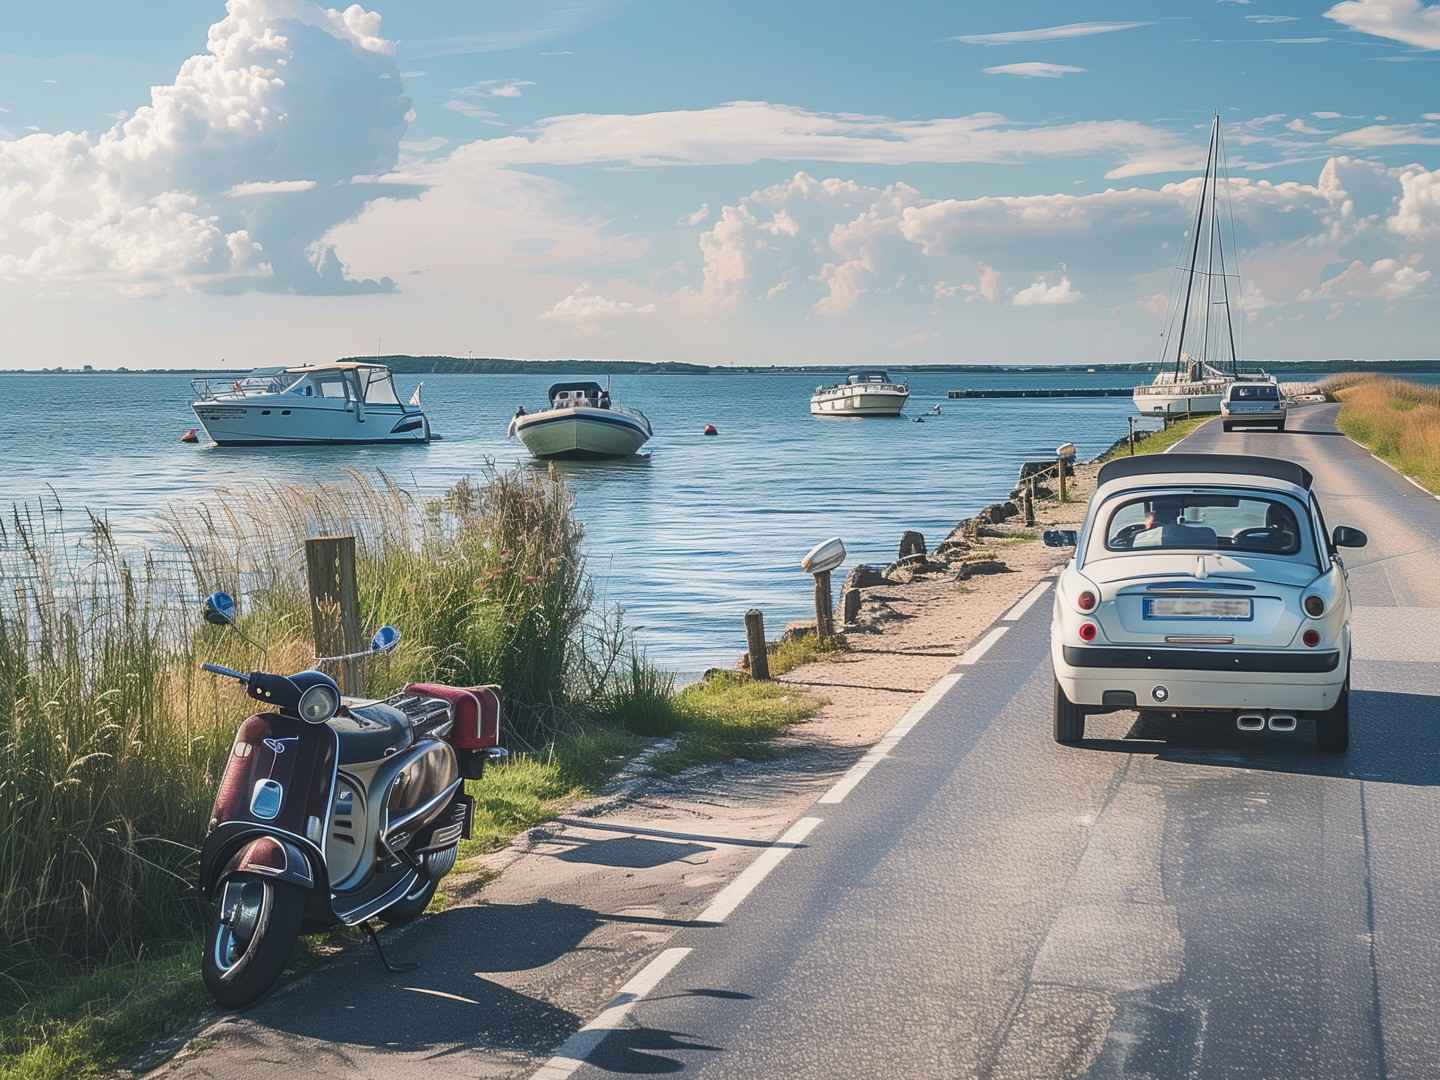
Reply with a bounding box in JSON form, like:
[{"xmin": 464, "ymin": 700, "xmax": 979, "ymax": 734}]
[
  {"xmin": 1236, "ymin": 713, "xmax": 1265, "ymax": 732},
  {"xmin": 1267, "ymin": 713, "xmax": 1298, "ymax": 733}
]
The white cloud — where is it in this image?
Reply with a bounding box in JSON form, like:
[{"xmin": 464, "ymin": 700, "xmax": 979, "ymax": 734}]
[
  {"xmin": 543, "ymin": 286, "xmax": 656, "ymax": 322},
  {"xmin": 1270, "ymin": 36, "xmax": 1331, "ymax": 42},
  {"xmin": 1330, "ymin": 122, "xmax": 1440, "ymax": 146},
  {"xmin": 0, "ymin": 0, "xmax": 411, "ymax": 294},
  {"xmin": 1299, "ymin": 255, "xmax": 1431, "ymax": 301},
  {"xmin": 1426, "ymin": 113, "xmax": 1440, "ymax": 120},
  {"xmin": 1325, "ymin": 0, "xmax": 1440, "ymax": 49},
  {"xmin": 1013, "ymin": 273, "xmax": 1083, "ymax": 306},
  {"xmin": 681, "ymin": 203, "xmax": 710, "ymax": 226},
  {"xmin": 1313, "ymin": 111, "xmax": 1344, "ymax": 119},
  {"xmin": 1286, "ymin": 118, "xmax": 1325, "ymax": 134},
  {"xmin": 1390, "ymin": 166, "xmax": 1440, "ymax": 236},
  {"xmin": 983, "ymin": 63, "xmax": 1086, "ymax": 78},
  {"xmin": 951, "ymin": 21, "xmax": 1150, "ymax": 45},
  {"xmin": 444, "ymin": 100, "xmax": 502, "ymax": 120},
  {"xmin": 458, "ymin": 101, "xmax": 1196, "ymax": 180},
  {"xmin": 1247, "ymin": 13, "xmax": 1301, "ymax": 21},
  {"xmin": 454, "ymin": 79, "xmax": 535, "ymax": 99}
]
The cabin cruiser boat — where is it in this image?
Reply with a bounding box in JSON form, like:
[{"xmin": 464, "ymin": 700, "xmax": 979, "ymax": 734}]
[
  {"xmin": 507, "ymin": 381, "xmax": 652, "ymax": 459},
  {"xmin": 810, "ymin": 371, "xmax": 909, "ymax": 417},
  {"xmin": 190, "ymin": 363, "xmax": 430, "ymax": 446},
  {"xmin": 1133, "ymin": 115, "xmax": 1246, "ymax": 418}
]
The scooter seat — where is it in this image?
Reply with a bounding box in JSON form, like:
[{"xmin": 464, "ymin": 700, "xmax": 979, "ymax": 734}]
[{"xmin": 330, "ymin": 700, "xmax": 413, "ymax": 765}]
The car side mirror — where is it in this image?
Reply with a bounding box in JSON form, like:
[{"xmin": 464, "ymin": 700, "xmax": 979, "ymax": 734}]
[
  {"xmin": 202, "ymin": 591, "xmax": 237, "ymax": 626},
  {"xmin": 1043, "ymin": 529, "xmax": 1078, "ymax": 549},
  {"xmin": 370, "ymin": 625, "xmax": 401, "ymax": 654},
  {"xmin": 1332, "ymin": 525, "xmax": 1367, "ymax": 549}
]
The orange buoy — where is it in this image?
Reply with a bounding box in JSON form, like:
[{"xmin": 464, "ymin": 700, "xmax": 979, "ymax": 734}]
[
  {"xmin": 703, "ymin": 423, "xmax": 718, "ymax": 436},
  {"xmin": 180, "ymin": 428, "xmax": 200, "ymax": 443}
]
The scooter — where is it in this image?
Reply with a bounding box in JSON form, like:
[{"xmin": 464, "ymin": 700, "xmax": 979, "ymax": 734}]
[{"xmin": 195, "ymin": 590, "xmax": 508, "ymax": 1007}]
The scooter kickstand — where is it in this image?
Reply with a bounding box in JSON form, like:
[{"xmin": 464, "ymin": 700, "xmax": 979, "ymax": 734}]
[{"xmin": 361, "ymin": 921, "xmax": 418, "ymax": 974}]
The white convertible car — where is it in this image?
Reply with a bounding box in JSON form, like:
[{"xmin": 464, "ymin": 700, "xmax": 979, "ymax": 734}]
[{"xmin": 1046, "ymin": 454, "xmax": 1366, "ymax": 752}]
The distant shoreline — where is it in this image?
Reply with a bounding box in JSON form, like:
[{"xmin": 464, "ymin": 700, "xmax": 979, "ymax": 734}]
[{"xmin": 7, "ymin": 356, "xmax": 1440, "ymax": 377}]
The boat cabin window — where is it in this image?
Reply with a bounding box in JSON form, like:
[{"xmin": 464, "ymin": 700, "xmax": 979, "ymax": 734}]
[
  {"xmin": 314, "ymin": 375, "xmax": 350, "ymax": 400},
  {"xmin": 362, "ymin": 369, "xmax": 401, "ymax": 405}
]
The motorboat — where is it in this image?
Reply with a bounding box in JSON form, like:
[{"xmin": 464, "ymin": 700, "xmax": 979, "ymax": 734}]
[
  {"xmin": 190, "ymin": 363, "xmax": 430, "ymax": 446},
  {"xmin": 810, "ymin": 371, "xmax": 909, "ymax": 417},
  {"xmin": 507, "ymin": 381, "xmax": 652, "ymax": 459},
  {"xmin": 1133, "ymin": 115, "xmax": 1246, "ymax": 418}
]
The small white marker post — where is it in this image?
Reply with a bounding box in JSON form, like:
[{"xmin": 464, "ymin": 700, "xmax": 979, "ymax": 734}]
[{"xmin": 801, "ymin": 537, "xmax": 846, "ymax": 640}]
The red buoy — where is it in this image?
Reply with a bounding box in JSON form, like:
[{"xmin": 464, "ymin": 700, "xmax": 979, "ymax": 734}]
[
  {"xmin": 180, "ymin": 428, "xmax": 200, "ymax": 443},
  {"xmin": 703, "ymin": 423, "xmax": 718, "ymax": 436}
]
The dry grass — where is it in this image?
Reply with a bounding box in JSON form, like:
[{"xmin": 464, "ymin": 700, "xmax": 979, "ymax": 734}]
[{"xmin": 1331, "ymin": 376, "xmax": 1440, "ymax": 493}]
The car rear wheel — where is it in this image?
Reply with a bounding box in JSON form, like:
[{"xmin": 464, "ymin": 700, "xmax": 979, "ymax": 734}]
[
  {"xmin": 1222, "ymin": 421, "xmax": 1233, "ymax": 432},
  {"xmin": 1275, "ymin": 420, "xmax": 1286, "ymax": 432},
  {"xmin": 1316, "ymin": 674, "xmax": 1349, "ymax": 754},
  {"xmin": 1054, "ymin": 680, "xmax": 1086, "ymax": 745}
]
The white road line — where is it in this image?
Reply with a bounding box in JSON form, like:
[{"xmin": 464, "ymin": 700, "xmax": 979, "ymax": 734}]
[
  {"xmin": 531, "ymin": 947, "xmax": 692, "ymax": 1080},
  {"xmin": 1003, "ymin": 580, "xmax": 1052, "ymax": 623},
  {"xmin": 818, "ymin": 671, "xmax": 964, "ymax": 805},
  {"xmin": 1343, "ymin": 434, "xmax": 1436, "ymax": 496},
  {"xmin": 958, "ymin": 624, "xmax": 1009, "ymax": 666},
  {"xmin": 695, "ymin": 816, "xmax": 822, "ymax": 925},
  {"xmin": 1404, "ymin": 474, "xmax": 1431, "ymax": 496}
]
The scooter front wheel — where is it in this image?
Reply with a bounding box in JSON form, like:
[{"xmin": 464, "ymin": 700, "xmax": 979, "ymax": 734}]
[{"xmin": 202, "ymin": 873, "xmax": 305, "ymax": 1008}]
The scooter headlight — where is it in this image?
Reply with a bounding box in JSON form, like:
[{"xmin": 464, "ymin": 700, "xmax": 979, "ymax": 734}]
[{"xmin": 297, "ymin": 683, "xmax": 339, "ymax": 724}]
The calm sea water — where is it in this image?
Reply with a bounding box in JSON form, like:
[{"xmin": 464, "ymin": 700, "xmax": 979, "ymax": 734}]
[{"xmin": 0, "ymin": 369, "xmax": 1352, "ymax": 672}]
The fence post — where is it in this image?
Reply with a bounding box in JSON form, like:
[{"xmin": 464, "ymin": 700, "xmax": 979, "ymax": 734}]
[
  {"xmin": 306, "ymin": 535, "xmax": 362, "ymax": 695},
  {"xmin": 814, "ymin": 570, "xmax": 835, "ymax": 639},
  {"xmin": 1023, "ymin": 484, "xmax": 1035, "ymax": 527},
  {"xmin": 1128, "ymin": 415, "xmax": 1136, "ymax": 456},
  {"xmin": 744, "ymin": 609, "xmax": 770, "ymax": 680},
  {"xmin": 1058, "ymin": 456, "xmax": 1068, "ymax": 503},
  {"xmin": 842, "ymin": 587, "xmax": 862, "ymax": 626}
]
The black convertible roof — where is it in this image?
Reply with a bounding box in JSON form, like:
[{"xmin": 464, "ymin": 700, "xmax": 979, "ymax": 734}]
[{"xmin": 1097, "ymin": 453, "xmax": 1313, "ymax": 490}]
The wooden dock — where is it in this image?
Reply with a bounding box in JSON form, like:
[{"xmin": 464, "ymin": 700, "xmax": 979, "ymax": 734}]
[{"xmin": 946, "ymin": 387, "xmax": 1134, "ymax": 399}]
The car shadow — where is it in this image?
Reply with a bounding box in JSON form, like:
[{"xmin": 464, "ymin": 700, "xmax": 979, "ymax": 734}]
[{"xmin": 1079, "ymin": 689, "xmax": 1440, "ymax": 786}]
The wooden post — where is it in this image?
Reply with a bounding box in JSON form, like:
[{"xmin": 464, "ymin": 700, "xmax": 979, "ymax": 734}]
[
  {"xmin": 1186, "ymin": 397, "xmax": 1193, "ymax": 421},
  {"xmin": 842, "ymin": 587, "xmax": 862, "ymax": 625},
  {"xmin": 1023, "ymin": 484, "xmax": 1035, "ymax": 527},
  {"xmin": 1127, "ymin": 416, "xmax": 1136, "ymax": 456},
  {"xmin": 306, "ymin": 535, "xmax": 363, "ymax": 694},
  {"xmin": 744, "ymin": 609, "xmax": 770, "ymax": 680},
  {"xmin": 813, "ymin": 570, "xmax": 835, "ymax": 640},
  {"xmin": 1058, "ymin": 456, "xmax": 1068, "ymax": 503}
]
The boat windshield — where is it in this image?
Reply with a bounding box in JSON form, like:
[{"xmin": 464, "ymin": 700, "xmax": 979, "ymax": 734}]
[{"xmin": 362, "ymin": 368, "xmax": 401, "ymax": 405}]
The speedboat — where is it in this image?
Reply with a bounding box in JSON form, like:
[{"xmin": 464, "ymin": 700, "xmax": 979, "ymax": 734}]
[
  {"xmin": 190, "ymin": 363, "xmax": 430, "ymax": 446},
  {"xmin": 507, "ymin": 381, "xmax": 652, "ymax": 459},
  {"xmin": 810, "ymin": 371, "xmax": 909, "ymax": 417},
  {"xmin": 1133, "ymin": 355, "xmax": 1233, "ymax": 417}
]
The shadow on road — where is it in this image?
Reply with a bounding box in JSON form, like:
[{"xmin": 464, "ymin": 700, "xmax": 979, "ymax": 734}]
[
  {"xmin": 1079, "ymin": 689, "xmax": 1440, "ymax": 786},
  {"xmin": 587, "ymin": 1025, "xmax": 723, "ymax": 1075}
]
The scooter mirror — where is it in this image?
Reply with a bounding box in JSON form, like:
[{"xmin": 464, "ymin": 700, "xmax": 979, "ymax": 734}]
[
  {"xmin": 370, "ymin": 625, "xmax": 401, "ymax": 654},
  {"xmin": 203, "ymin": 591, "xmax": 238, "ymax": 626}
]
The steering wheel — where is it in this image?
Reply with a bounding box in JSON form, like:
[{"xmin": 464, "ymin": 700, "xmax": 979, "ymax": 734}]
[
  {"xmin": 1233, "ymin": 527, "xmax": 1277, "ymax": 546},
  {"xmin": 1111, "ymin": 522, "xmax": 1149, "ymax": 548}
]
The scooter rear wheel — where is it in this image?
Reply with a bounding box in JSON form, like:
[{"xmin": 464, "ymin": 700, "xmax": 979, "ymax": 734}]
[{"xmin": 203, "ymin": 873, "xmax": 305, "ymax": 1008}]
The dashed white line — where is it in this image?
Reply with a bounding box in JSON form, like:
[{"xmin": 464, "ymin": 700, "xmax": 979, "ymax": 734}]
[
  {"xmin": 531, "ymin": 947, "xmax": 692, "ymax": 1080},
  {"xmin": 695, "ymin": 816, "xmax": 822, "ymax": 925},
  {"xmin": 958, "ymin": 624, "xmax": 1009, "ymax": 666},
  {"xmin": 1003, "ymin": 580, "xmax": 1052, "ymax": 623}
]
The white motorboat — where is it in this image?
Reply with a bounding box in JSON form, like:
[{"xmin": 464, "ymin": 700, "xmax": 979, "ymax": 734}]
[
  {"xmin": 1134, "ymin": 115, "xmax": 1246, "ymax": 417},
  {"xmin": 810, "ymin": 371, "xmax": 909, "ymax": 417},
  {"xmin": 507, "ymin": 381, "xmax": 652, "ymax": 459},
  {"xmin": 190, "ymin": 362, "xmax": 430, "ymax": 446}
]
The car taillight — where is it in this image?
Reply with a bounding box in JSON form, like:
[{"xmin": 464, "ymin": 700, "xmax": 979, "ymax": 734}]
[
  {"xmin": 1076, "ymin": 590, "xmax": 1098, "ymax": 613},
  {"xmin": 1303, "ymin": 595, "xmax": 1324, "ymax": 617},
  {"xmin": 1302, "ymin": 629, "xmax": 1320, "ymax": 648},
  {"xmin": 1078, "ymin": 621, "xmax": 1098, "ymax": 642}
]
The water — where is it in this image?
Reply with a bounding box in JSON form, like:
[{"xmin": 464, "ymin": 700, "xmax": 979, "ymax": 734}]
[{"xmin": 0, "ymin": 368, "xmax": 1349, "ymax": 673}]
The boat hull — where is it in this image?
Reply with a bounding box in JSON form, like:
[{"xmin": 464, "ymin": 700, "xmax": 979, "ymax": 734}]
[
  {"xmin": 1132, "ymin": 391, "xmax": 1224, "ymax": 417},
  {"xmin": 809, "ymin": 390, "xmax": 909, "ymax": 417},
  {"xmin": 512, "ymin": 408, "xmax": 651, "ymax": 458},
  {"xmin": 192, "ymin": 402, "xmax": 429, "ymax": 446}
]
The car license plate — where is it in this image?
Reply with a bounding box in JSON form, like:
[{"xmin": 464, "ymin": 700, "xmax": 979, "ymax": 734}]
[{"xmin": 1144, "ymin": 596, "xmax": 1252, "ymax": 620}]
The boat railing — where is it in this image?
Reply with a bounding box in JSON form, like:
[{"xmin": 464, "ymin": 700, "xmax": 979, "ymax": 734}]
[
  {"xmin": 1133, "ymin": 379, "xmax": 1231, "ymax": 397},
  {"xmin": 815, "ymin": 381, "xmax": 908, "ymax": 395},
  {"xmin": 191, "ymin": 375, "xmax": 288, "ymax": 401}
]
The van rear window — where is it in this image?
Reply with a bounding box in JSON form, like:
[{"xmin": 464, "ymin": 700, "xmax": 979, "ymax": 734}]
[{"xmin": 1231, "ymin": 384, "xmax": 1279, "ymax": 400}]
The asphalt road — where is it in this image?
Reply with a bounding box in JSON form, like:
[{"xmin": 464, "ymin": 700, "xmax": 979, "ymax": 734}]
[{"xmin": 560, "ymin": 404, "xmax": 1440, "ymax": 1079}]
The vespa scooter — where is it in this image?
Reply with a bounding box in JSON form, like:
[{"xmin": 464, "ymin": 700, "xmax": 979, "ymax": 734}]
[{"xmin": 196, "ymin": 591, "xmax": 507, "ymax": 1007}]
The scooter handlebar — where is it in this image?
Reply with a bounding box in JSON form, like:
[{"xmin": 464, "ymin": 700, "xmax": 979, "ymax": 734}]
[{"xmin": 201, "ymin": 662, "xmax": 248, "ymax": 682}]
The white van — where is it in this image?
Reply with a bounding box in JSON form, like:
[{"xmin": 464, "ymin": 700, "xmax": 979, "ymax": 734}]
[{"xmin": 1221, "ymin": 380, "xmax": 1286, "ymax": 432}]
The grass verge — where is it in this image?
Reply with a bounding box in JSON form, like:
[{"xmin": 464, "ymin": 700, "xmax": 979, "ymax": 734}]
[
  {"xmin": 1097, "ymin": 415, "xmax": 1214, "ymax": 462},
  {"xmin": 1329, "ymin": 376, "xmax": 1440, "ymax": 494}
]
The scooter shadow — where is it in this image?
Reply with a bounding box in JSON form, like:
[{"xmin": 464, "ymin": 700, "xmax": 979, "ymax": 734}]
[{"xmin": 1080, "ymin": 689, "xmax": 1440, "ymax": 787}]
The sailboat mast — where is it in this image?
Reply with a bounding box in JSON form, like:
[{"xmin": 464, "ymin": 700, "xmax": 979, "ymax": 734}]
[
  {"xmin": 1203, "ymin": 137, "xmax": 1219, "ymax": 368},
  {"xmin": 1173, "ymin": 116, "xmax": 1218, "ymax": 374},
  {"xmin": 1214, "ymin": 124, "xmax": 1240, "ymax": 376}
]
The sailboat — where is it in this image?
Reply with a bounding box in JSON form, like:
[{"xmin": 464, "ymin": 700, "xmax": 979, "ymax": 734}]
[{"xmin": 1133, "ymin": 115, "xmax": 1245, "ymax": 417}]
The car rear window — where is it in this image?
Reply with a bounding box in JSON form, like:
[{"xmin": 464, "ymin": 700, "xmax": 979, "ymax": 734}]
[
  {"xmin": 1105, "ymin": 493, "xmax": 1303, "ymax": 555},
  {"xmin": 1230, "ymin": 384, "xmax": 1279, "ymax": 400}
]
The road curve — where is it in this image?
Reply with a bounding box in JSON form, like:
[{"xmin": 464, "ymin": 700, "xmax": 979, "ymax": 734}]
[{"xmin": 559, "ymin": 404, "xmax": 1440, "ymax": 1079}]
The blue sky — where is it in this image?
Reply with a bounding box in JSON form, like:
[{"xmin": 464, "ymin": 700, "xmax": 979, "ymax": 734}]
[{"xmin": 2, "ymin": 0, "xmax": 1439, "ymax": 367}]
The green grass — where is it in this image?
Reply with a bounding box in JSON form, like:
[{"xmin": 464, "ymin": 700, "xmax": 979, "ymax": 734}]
[
  {"xmin": 767, "ymin": 633, "xmax": 847, "ymax": 677},
  {"xmin": 647, "ymin": 674, "xmax": 824, "ymax": 775},
  {"xmin": 1333, "ymin": 376, "xmax": 1440, "ymax": 494},
  {"xmin": 1096, "ymin": 415, "xmax": 1215, "ymax": 461}
]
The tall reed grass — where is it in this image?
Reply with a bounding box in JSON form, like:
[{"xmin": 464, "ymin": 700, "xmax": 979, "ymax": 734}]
[
  {"xmin": 1329, "ymin": 375, "xmax": 1440, "ymax": 493},
  {"xmin": 0, "ymin": 467, "xmax": 626, "ymax": 994}
]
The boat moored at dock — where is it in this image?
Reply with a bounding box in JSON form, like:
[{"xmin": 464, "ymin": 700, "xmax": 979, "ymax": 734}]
[
  {"xmin": 190, "ymin": 363, "xmax": 430, "ymax": 446},
  {"xmin": 810, "ymin": 371, "xmax": 909, "ymax": 417},
  {"xmin": 508, "ymin": 381, "xmax": 653, "ymax": 459}
]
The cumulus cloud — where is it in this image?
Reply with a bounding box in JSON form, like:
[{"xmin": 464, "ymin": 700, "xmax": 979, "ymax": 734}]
[
  {"xmin": 1325, "ymin": 0, "xmax": 1440, "ymax": 49},
  {"xmin": 543, "ymin": 286, "xmax": 656, "ymax": 323},
  {"xmin": 681, "ymin": 203, "xmax": 711, "ymax": 226},
  {"xmin": 1300, "ymin": 255, "xmax": 1431, "ymax": 301},
  {"xmin": 983, "ymin": 63, "xmax": 1086, "ymax": 78},
  {"xmin": 1247, "ymin": 13, "xmax": 1301, "ymax": 21},
  {"xmin": 951, "ymin": 21, "xmax": 1150, "ymax": 45},
  {"xmin": 453, "ymin": 79, "xmax": 535, "ymax": 99},
  {"xmin": 1330, "ymin": 122, "xmax": 1440, "ymax": 146},
  {"xmin": 1013, "ymin": 273, "xmax": 1082, "ymax": 306},
  {"xmin": 0, "ymin": 0, "xmax": 412, "ymax": 294}
]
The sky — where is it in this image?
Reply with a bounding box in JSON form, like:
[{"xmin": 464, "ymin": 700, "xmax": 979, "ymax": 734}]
[{"xmin": 1, "ymin": 0, "xmax": 1439, "ymax": 369}]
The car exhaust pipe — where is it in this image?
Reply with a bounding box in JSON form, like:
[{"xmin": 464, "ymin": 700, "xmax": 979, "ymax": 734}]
[
  {"xmin": 1268, "ymin": 713, "xmax": 1298, "ymax": 733},
  {"xmin": 1236, "ymin": 713, "xmax": 1265, "ymax": 732}
]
